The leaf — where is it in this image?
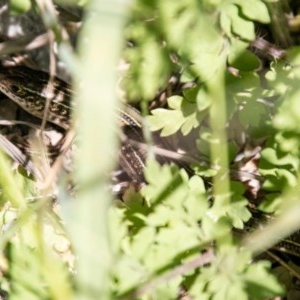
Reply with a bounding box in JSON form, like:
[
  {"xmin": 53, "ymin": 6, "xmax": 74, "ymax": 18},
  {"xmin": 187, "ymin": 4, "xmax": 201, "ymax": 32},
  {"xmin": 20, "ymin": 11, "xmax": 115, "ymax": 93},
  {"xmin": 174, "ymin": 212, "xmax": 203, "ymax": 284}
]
[
  {"xmin": 130, "ymin": 227, "xmax": 156, "ymax": 260},
  {"xmin": 258, "ymin": 193, "xmax": 282, "ymax": 213},
  {"xmin": 155, "ymin": 220, "xmax": 202, "ymax": 253},
  {"xmin": 150, "ymin": 279, "xmax": 181, "ymax": 300},
  {"xmin": 190, "ymin": 247, "xmax": 249, "ymax": 299},
  {"xmin": 233, "ymin": 0, "xmax": 270, "ymax": 23},
  {"xmin": 124, "ymin": 36, "xmax": 170, "ymax": 100},
  {"xmin": 273, "ymin": 87, "xmax": 300, "ymax": 133},
  {"xmin": 244, "ymin": 262, "xmax": 285, "ymax": 299},
  {"xmin": 227, "ymin": 183, "xmax": 251, "ymax": 229},
  {"xmin": 113, "ymin": 255, "xmax": 147, "ymax": 293},
  {"xmin": 139, "ymin": 38, "xmax": 170, "ymax": 99},
  {"xmin": 6, "ymin": 243, "xmax": 49, "ymax": 299},
  {"xmin": 158, "ymin": 1, "xmax": 199, "ymax": 49},
  {"xmin": 286, "ymin": 46, "xmax": 300, "ymax": 65},
  {"xmin": 9, "ymin": 0, "xmax": 31, "ymax": 14},
  {"xmin": 188, "ymin": 246, "xmax": 283, "ymax": 299},
  {"xmin": 183, "ymin": 176, "xmax": 208, "ymax": 222},
  {"xmin": 190, "ymin": 32, "xmax": 226, "ymax": 81},
  {"xmin": 220, "ymin": 8, "xmax": 232, "ymax": 38},
  {"xmin": 142, "ymin": 160, "xmax": 208, "ymax": 220},
  {"xmin": 208, "ymin": 183, "xmax": 251, "ymax": 230},
  {"xmin": 196, "ymin": 88, "xmax": 211, "ymax": 111},
  {"xmin": 148, "ymin": 95, "xmax": 202, "ymax": 136},
  {"xmin": 222, "ymin": 4, "xmax": 255, "ymax": 41},
  {"xmin": 275, "ymin": 131, "xmax": 300, "ymax": 154},
  {"xmin": 227, "ymin": 71, "xmax": 263, "ymax": 110},
  {"xmin": 201, "ymin": 215, "xmax": 232, "ymax": 240},
  {"xmin": 141, "ymin": 159, "xmax": 188, "ymax": 206},
  {"xmin": 160, "ymin": 1, "xmax": 226, "ymax": 82},
  {"xmin": 238, "ymin": 99, "xmax": 268, "ymax": 128},
  {"xmin": 261, "ymin": 148, "xmax": 299, "ymax": 169},
  {"xmin": 264, "ymin": 61, "xmax": 292, "ymax": 95},
  {"xmin": 228, "ymin": 40, "xmax": 260, "ymax": 71},
  {"xmin": 260, "ymin": 167, "xmax": 297, "ymax": 191}
]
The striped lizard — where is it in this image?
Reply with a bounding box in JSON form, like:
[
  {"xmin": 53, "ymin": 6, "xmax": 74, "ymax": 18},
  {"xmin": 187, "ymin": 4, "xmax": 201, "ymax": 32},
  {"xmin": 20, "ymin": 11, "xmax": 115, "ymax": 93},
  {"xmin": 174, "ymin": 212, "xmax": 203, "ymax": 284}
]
[
  {"xmin": 0, "ymin": 65, "xmax": 146, "ymax": 185},
  {"xmin": 1, "ymin": 66, "xmax": 300, "ymax": 260}
]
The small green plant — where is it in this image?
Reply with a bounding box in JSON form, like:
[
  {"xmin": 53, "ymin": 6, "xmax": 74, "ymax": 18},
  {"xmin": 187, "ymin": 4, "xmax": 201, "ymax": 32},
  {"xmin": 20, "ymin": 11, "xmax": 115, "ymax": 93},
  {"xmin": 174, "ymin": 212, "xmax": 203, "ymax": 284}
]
[{"xmin": 1, "ymin": 0, "xmax": 300, "ymax": 299}]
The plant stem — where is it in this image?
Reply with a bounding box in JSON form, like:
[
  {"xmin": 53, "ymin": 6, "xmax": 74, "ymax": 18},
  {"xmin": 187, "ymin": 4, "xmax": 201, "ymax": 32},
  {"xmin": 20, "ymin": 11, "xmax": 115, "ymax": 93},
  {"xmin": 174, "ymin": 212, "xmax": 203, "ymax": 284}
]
[
  {"xmin": 70, "ymin": 1, "xmax": 130, "ymax": 299},
  {"xmin": 208, "ymin": 65, "xmax": 231, "ymax": 210}
]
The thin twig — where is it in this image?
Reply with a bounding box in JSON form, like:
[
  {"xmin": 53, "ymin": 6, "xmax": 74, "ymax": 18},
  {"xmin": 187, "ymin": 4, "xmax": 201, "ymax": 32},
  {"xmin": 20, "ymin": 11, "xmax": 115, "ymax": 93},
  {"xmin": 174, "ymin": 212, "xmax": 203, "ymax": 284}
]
[
  {"xmin": 122, "ymin": 249, "xmax": 215, "ymax": 300},
  {"xmin": 266, "ymin": 250, "xmax": 300, "ymax": 281},
  {"xmin": 0, "ymin": 33, "xmax": 49, "ymax": 55}
]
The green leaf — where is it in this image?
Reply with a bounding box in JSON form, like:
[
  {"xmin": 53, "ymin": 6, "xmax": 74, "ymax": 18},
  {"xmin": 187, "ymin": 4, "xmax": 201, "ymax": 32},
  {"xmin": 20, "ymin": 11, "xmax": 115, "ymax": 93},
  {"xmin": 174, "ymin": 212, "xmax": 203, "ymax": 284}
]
[
  {"xmin": 183, "ymin": 87, "xmax": 199, "ymax": 103},
  {"xmin": 148, "ymin": 95, "xmax": 202, "ymax": 136},
  {"xmin": 258, "ymin": 193, "xmax": 282, "ymax": 213},
  {"xmin": 233, "ymin": 0, "xmax": 270, "ymax": 23},
  {"xmin": 150, "ymin": 279, "xmax": 181, "ymax": 300},
  {"xmin": 183, "ymin": 176, "xmax": 208, "ymax": 222},
  {"xmin": 9, "ymin": 0, "xmax": 31, "ymax": 14},
  {"xmin": 227, "ymin": 182, "xmax": 251, "ymax": 229},
  {"xmin": 139, "ymin": 38, "xmax": 170, "ymax": 99},
  {"xmin": 228, "ymin": 40, "xmax": 260, "ymax": 71},
  {"xmin": 158, "ymin": 1, "xmax": 199, "ymax": 49},
  {"xmin": 113, "ymin": 255, "xmax": 147, "ymax": 293},
  {"xmin": 245, "ymin": 262, "xmax": 285, "ymax": 298},
  {"xmin": 264, "ymin": 62, "xmax": 292, "ymax": 95},
  {"xmin": 273, "ymin": 87, "xmax": 300, "ymax": 133},
  {"xmin": 191, "ymin": 32, "xmax": 225, "ymax": 81},
  {"xmin": 222, "ymin": 4, "xmax": 255, "ymax": 41},
  {"xmin": 238, "ymin": 99, "xmax": 268, "ymax": 128},
  {"xmin": 196, "ymin": 88, "xmax": 211, "ymax": 111},
  {"xmin": 124, "ymin": 36, "xmax": 170, "ymax": 100},
  {"xmin": 286, "ymin": 46, "xmax": 300, "ymax": 65},
  {"xmin": 275, "ymin": 131, "xmax": 300, "ymax": 154},
  {"xmin": 205, "ymin": 183, "xmax": 251, "ymax": 230},
  {"xmin": 6, "ymin": 243, "xmax": 49, "ymax": 299},
  {"xmin": 220, "ymin": 8, "xmax": 232, "ymax": 38},
  {"xmin": 260, "ymin": 167, "xmax": 297, "ymax": 191},
  {"xmin": 201, "ymin": 215, "xmax": 232, "ymax": 240},
  {"xmin": 142, "ymin": 159, "xmax": 188, "ymax": 206},
  {"xmin": 261, "ymin": 148, "xmax": 299, "ymax": 169},
  {"xmin": 0, "ymin": 151, "xmax": 25, "ymax": 207},
  {"xmin": 227, "ymin": 71, "xmax": 262, "ymax": 107},
  {"xmin": 130, "ymin": 226, "xmax": 156, "ymax": 260},
  {"xmin": 154, "ymin": 220, "xmax": 202, "ymax": 253}
]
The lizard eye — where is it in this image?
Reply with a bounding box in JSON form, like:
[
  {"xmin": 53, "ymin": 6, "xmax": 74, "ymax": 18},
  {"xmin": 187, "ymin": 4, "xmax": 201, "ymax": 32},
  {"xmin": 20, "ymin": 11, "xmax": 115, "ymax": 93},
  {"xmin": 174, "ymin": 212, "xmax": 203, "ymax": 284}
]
[{"xmin": 10, "ymin": 84, "xmax": 20, "ymax": 94}]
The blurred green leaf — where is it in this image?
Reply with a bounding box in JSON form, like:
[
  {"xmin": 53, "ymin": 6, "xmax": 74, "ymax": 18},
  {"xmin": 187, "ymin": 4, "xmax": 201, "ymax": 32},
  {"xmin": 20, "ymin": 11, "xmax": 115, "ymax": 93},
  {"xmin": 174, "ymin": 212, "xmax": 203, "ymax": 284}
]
[
  {"xmin": 9, "ymin": 0, "xmax": 31, "ymax": 14},
  {"xmin": 234, "ymin": 0, "xmax": 271, "ymax": 23},
  {"xmin": 258, "ymin": 193, "xmax": 282, "ymax": 213},
  {"xmin": 1, "ymin": 1, "xmax": 294, "ymax": 299},
  {"xmin": 228, "ymin": 42, "xmax": 260, "ymax": 71},
  {"xmin": 148, "ymin": 95, "xmax": 202, "ymax": 136},
  {"xmin": 261, "ymin": 148, "xmax": 299, "ymax": 169},
  {"xmin": 222, "ymin": 5, "xmax": 255, "ymax": 41},
  {"xmin": 245, "ymin": 261, "xmax": 285, "ymax": 298},
  {"xmin": 239, "ymin": 100, "xmax": 268, "ymax": 128},
  {"xmin": 0, "ymin": 151, "xmax": 25, "ymax": 208},
  {"xmin": 6, "ymin": 243, "xmax": 48, "ymax": 299},
  {"xmin": 190, "ymin": 247, "xmax": 281, "ymax": 300}
]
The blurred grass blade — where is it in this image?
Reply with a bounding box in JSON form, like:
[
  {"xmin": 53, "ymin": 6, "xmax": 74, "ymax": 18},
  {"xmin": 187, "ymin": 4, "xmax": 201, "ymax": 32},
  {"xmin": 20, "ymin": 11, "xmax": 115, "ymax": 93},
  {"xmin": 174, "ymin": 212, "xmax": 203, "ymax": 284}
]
[
  {"xmin": 69, "ymin": 1, "xmax": 130, "ymax": 299},
  {"xmin": 0, "ymin": 150, "xmax": 25, "ymax": 208}
]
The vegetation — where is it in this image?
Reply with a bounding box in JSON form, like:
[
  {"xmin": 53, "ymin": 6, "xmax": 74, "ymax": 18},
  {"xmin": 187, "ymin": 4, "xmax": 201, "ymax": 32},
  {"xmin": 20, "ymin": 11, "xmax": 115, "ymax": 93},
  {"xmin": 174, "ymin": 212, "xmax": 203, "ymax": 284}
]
[{"xmin": 1, "ymin": 0, "xmax": 300, "ymax": 299}]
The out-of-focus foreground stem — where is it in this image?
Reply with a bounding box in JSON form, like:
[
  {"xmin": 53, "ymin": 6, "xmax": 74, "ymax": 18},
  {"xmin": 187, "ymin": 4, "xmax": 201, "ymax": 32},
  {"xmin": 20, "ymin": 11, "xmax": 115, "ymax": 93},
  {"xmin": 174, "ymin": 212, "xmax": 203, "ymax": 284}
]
[{"xmin": 70, "ymin": 1, "xmax": 130, "ymax": 299}]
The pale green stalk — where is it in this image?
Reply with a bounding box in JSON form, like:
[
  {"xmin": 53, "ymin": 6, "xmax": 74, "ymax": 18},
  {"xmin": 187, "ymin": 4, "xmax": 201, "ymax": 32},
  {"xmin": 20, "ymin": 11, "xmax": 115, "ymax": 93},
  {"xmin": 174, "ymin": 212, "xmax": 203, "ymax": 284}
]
[
  {"xmin": 208, "ymin": 65, "xmax": 231, "ymax": 209},
  {"xmin": 69, "ymin": 1, "xmax": 130, "ymax": 299}
]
